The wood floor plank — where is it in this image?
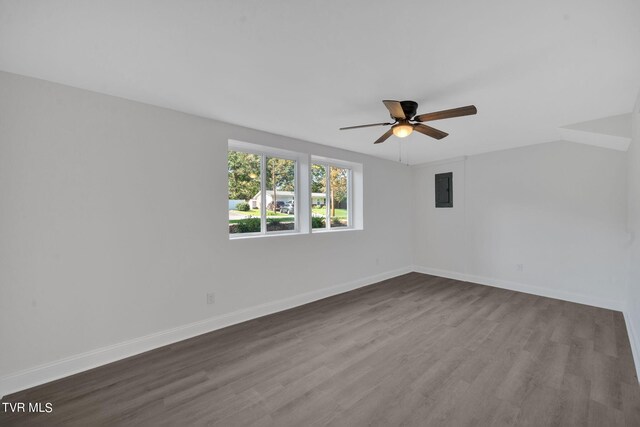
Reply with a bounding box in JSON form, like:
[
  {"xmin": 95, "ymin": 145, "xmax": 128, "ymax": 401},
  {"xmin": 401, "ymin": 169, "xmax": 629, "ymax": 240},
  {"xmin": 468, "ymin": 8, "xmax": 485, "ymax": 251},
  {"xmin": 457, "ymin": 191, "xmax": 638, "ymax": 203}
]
[{"xmin": 2, "ymin": 272, "xmax": 639, "ymax": 426}]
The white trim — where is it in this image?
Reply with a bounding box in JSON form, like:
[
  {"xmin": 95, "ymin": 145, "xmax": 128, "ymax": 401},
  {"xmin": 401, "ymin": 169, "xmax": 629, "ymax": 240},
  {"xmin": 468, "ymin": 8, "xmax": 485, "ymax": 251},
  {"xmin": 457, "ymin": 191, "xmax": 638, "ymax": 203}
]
[
  {"xmin": 347, "ymin": 167, "xmax": 353, "ymax": 228},
  {"xmin": 311, "ymin": 161, "xmax": 358, "ymax": 232},
  {"xmin": 228, "ymin": 141, "xmax": 304, "ymax": 238},
  {"xmin": 228, "ymin": 140, "xmax": 365, "ymax": 238},
  {"xmin": 229, "ymin": 229, "xmax": 303, "ymax": 240},
  {"xmin": 260, "ymin": 152, "xmax": 267, "ymax": 233},
  {"xmin": 411, "ymin": 265, "xmax": 625, "ymax": 311},
  {"xmin": 298, "ymin": 153, "xmax": 311, "ymax": 233},
  {"xmin": 623, "ymin": 308, "xmax": 640, "ymax": 383},
  {"xmin": 228, "ymin": 139, "xmax": 300, "ymax": 160},
  {"xmin": 5, "ymin": 266, "xmax": 636, "ymax": 398},
  {"xmin": 413, "ymin": 264, "xmax": 638, "ymax": 380},
  {"xmin": 310, "ymin": 154, "xmax": 358, "ymax": 170},
  {"xmin": 412, "ymin": 266, "xmax": 640, "ymax": 381},
  {"xmin": 310, "ymin": 227, "xmax": 363, "ymax": 235},
  {"xmin": 0, "ymin": 266, "xmax": 412, "ymax": 398},
  {"xmin": 325, "ymin": 163, "xmax": 330, "ymax": 227}
]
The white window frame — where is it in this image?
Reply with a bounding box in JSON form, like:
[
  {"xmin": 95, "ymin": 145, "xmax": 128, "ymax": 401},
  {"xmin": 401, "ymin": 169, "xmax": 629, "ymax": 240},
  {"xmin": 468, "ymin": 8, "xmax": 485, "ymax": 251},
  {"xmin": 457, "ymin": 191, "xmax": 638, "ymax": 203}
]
[
  {"xmin": 228, "ymin": 140, "xmax": 363, "ymax": 239},
  {"xmin": 311, "ymin": 155, "xmax": 363, "ymax": 232},
  {"xmin": 311, "ymin": 162, "xmax": 353, "ymax": 231},
  {"xmin": 228, "ymin": 140, "xmax": 304, "ymax": 239}
]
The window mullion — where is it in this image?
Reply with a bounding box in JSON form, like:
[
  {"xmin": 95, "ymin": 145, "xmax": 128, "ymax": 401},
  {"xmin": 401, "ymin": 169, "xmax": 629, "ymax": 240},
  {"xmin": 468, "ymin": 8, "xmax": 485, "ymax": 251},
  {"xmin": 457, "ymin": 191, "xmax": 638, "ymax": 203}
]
[
  {"xmin": 326, "ymin": 164, "xmax": 330, "ymax": 229},
  {"xmin": 260, "ymin": 154, "xmax": 266, "ymax": 234},
  {"xmin": 348, "ymin": 169, "xmax": 353, "ymax": 228},
  {"xmin": 294, "ymin": 159, "xmax": 299, "ymax": 232}
]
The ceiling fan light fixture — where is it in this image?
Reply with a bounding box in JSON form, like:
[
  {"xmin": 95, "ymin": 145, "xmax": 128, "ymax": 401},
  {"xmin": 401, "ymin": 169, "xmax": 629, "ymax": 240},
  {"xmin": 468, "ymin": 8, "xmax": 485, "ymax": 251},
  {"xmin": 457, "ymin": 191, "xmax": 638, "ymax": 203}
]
[
  {"xmin": 392, "ymin": 123, "xmax": 413, "ymax": 138},
  {"xmin": 339, "ymin": 100, "xmax": 476, "ymax": 145}
]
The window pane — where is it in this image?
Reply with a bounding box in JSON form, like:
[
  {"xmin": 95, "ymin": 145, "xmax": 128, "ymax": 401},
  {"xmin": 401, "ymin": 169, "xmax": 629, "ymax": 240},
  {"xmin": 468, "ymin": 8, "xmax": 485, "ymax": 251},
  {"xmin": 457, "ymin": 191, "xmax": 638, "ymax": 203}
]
[
  {"xmin": 265, "ymin": 157, "xmax": 296, "ymax": 232},
  {"xmin": 329, "ymin": 166, "xmax": 349, "ymax": 228},
  {"xmin": 228, "ymin": 151, "xmax": 262, "ymax": 234},
  {"xmin": 311, "ymin": 164, "xmax": 327, "ymax": 229}
]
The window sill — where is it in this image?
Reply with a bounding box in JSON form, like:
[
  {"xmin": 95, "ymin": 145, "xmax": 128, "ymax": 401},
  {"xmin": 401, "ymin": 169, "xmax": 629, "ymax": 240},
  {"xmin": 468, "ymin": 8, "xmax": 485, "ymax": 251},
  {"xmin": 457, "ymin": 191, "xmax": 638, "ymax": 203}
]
[
  {"xmin": 311, "ymin": 227, "xmax": 362, "ymax": 234},
  {"xmin": 229, "ymin": 226, "xmax": 363, "ymax": 240},
  {"xmin": 229, "ymin": 230, "xmax": 303, "ymax": 240}
]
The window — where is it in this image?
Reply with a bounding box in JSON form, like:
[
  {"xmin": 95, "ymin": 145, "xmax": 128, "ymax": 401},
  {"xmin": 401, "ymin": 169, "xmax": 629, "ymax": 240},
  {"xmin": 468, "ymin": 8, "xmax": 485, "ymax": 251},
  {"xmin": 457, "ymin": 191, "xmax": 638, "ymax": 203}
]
[
  {"xmin": 228, "ymin": 151, "xmax": 262, "ymax": 234},
  {"xmin": 228, "ymin": 146, "xmax": 298, "ymax": 236},
  {"xmin": 228, "ymin": 140, "xmax": 362, "ymax": 238},
  {"xmin": 311, "ymin": 163, "xmax": 351, "ymax": 230},
  {"xmin": 265, "ymin": 157, "xmax": 296, "ymax": 232},
  {"xmin": 311, "ymin": 164, "xmax": 327, "ymax": 229}
]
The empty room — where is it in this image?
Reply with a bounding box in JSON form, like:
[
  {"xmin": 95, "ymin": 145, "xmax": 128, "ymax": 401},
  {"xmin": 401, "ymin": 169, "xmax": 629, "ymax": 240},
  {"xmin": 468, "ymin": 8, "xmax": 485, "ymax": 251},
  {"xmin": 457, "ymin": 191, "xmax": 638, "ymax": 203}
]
[{"xmin": 1, "ymin": 1, "xmax": 640, "ymax": 426}]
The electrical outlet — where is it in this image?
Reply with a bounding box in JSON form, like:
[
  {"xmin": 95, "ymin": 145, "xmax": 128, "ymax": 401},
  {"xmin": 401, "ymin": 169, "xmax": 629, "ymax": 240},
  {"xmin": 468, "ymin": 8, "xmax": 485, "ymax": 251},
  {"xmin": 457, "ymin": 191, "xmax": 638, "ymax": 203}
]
[
  {"xmin": 517, "ymin": 264, "xmax": 524, "ymax": 272},
  {"xmin": 375, "ymin": 258, "xmax": 380, "ymax": 266},
  {"xmin": 207, "ymin": 292, "xmax": 215, "ymax": 305}
]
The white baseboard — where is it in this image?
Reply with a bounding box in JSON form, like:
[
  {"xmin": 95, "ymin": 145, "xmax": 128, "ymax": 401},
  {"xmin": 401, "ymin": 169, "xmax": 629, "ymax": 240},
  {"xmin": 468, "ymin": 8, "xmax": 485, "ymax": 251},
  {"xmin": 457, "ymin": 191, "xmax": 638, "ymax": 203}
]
[
  {"xmin": 0, "ymin": 266, "xmax": 412, "ymax": 399},
  {"xmin": 413, "ymin": 265, "xmax": 640, "ymax": 380},
  {"xmin": 3, "ymin": 265, "xmax": 637, "ymax": 398},
  {"xmin": 411, "ymin": 265, "xmax": 625, "ymax": 311},
  {"xmin": 624, "ymin": 308, "xmax": 640, "ymax": 382}
]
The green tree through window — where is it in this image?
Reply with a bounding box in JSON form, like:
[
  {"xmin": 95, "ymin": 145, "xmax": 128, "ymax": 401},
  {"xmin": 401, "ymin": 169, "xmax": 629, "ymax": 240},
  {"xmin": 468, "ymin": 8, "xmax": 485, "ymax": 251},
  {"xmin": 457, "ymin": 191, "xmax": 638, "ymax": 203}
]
[
  {"xmin": 227, "ymin": 151, "xmax": 260, "ymax": 200},
  {"xmin": 266, "ymin": 157, "xmax": 295, "ymax": 214},
  {"xmin": 330, "ymin": 166, "xmax": 348, "ymax": 218}
]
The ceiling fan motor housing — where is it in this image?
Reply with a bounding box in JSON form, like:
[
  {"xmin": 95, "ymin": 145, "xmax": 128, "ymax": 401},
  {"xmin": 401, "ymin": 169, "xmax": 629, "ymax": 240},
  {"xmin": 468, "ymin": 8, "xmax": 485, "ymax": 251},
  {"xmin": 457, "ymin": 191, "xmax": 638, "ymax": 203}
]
[{"xmin": 399, "ymin": 100, "xmax": 418, "ymax": 119}]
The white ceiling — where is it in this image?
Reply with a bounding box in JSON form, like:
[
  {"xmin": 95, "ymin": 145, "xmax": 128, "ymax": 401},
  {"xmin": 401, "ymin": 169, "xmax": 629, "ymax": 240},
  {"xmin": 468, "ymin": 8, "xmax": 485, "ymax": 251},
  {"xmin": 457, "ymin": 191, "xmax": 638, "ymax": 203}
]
[{"xmin": 1, "ymin": 0, "xmax": 639, "ymax": 164}]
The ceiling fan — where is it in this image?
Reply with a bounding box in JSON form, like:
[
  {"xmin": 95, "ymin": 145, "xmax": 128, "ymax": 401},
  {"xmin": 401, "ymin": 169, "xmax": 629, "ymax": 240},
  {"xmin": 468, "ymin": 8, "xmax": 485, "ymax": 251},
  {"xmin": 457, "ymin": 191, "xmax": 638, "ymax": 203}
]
[{"xmin": 340, "ymin": 100, "xmax": 477, "ymax": 144}]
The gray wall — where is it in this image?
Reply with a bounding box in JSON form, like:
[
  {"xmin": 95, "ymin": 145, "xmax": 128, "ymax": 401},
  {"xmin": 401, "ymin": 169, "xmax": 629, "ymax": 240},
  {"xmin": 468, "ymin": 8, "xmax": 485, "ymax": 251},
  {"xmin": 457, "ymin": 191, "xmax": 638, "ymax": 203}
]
[
  {"xmin": 412, "ymin": 141, "xmax": 629, "ymax": 309},
  {"xmin": 626, "ymin": 99, "xmax": 640, "ymax": 369},
  {"xmin": 1, "ymin": 69, "xmax": 638, "ymax": 394},
  {"xmin": 0, "ymin": 71, "xmax": 412, "ymax": 383}
]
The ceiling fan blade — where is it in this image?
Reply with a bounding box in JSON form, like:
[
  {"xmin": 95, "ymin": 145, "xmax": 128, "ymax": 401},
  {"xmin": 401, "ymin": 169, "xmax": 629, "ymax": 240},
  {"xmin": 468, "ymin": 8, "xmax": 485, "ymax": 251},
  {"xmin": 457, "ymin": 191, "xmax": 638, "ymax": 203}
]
[
  {"xmin": 339, "ymin": 122, "xmax": 393, "ymax": 130},
  {"xmin": 414, "ymin": 105, "xmax": 477, "ymax": 122},
  {"xmin": 382, "ymin": 100, "xmax": 406, "ymax": 119},
  {"xmin": 373, "ymin": 128, "xmax": 394, "ymax": 144},
  {"xmin": 413, "ymin": 124, "xmax": 449, "ymax": 140}
]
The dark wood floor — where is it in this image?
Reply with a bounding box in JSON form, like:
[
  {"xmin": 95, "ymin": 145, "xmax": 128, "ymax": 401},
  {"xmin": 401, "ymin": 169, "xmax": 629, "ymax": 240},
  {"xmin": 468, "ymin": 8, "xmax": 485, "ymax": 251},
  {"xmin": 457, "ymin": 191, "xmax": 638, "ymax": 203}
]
[{"xmin": 2, "ymin": 273, "xmax": 640, "ymax": 426}]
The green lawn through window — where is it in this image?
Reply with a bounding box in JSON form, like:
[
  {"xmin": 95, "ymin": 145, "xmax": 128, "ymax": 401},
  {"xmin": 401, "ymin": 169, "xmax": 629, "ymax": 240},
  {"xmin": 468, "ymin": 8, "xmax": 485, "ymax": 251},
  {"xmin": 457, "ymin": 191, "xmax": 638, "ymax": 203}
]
[{"xmin": 312, "ymin": 208, "xmax": 348, "ymax": 218}]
